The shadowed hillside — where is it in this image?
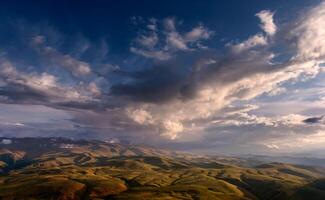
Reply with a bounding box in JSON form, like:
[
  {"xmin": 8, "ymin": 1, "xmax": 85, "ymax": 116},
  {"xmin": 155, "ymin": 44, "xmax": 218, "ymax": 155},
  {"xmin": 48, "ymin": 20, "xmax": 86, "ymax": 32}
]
[{"xmin": 0, "ymin": 137, "xmax": 325, "ymax": 200}]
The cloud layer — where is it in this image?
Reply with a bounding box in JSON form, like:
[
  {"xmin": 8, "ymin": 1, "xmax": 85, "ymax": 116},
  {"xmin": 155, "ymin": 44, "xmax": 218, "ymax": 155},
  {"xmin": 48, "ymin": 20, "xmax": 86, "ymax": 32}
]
[{"xmin": 0, "ymin": 2, "xmax": 324, "ymax": 154}]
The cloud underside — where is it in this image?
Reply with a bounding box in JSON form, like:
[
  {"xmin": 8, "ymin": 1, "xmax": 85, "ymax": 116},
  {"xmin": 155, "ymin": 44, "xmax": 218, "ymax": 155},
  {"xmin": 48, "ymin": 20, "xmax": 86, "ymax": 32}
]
[
  {"xmin": 116, "ymin": 4, "xmax": 325, "ymax": 142},
  {"xmin": 0, "ymin": 2, "xmax": 325, "ymax": 153}
]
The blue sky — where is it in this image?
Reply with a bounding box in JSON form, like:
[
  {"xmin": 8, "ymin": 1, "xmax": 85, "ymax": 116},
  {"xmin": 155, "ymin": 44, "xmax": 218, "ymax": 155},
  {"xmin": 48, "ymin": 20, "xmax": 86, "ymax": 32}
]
[{"xmin": 0, "ymin": 0, "xmax": 324, "ymax": 156}]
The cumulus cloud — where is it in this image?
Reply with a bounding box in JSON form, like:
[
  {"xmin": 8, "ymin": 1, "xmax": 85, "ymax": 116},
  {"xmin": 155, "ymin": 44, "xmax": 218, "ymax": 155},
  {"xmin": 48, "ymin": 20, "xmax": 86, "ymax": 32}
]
[
  {"xmin": 113, "ymin": 52, "xmax": 321, "ymax": 140},
  {"xmin": 112, "ymin": 2, "xmax": 325, "ymax": 142},
  {"xmin": 127, "ymin": 107, "xmax": 153, "ymax": 125},
  {"xmin": 160, "ymin": 120, "xmax": 184, "ymax": 140},
  {"xmin": 0, "ymin": 58, "xmax": 99, "ymax": 106}
]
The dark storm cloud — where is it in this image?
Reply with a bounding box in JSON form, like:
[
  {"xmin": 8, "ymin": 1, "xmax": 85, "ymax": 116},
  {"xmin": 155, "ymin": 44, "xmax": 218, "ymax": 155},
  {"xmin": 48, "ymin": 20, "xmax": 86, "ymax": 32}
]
[
  {"xmin": 110, "ymin": 48, "xmax": 276, "ymax": 104},
  {"xmin": 111, "ymin": 62, "xmax": 192, "ymax": 103},
  {"xmin": 303, "ymin": 116, "xmax": 324, "ymax": 124},
  {"xmin": 0, "ymin": 85, "xmax": 48, "ymax": 103},
  {"xmin": 0, "ymin": 83, "xmax": 96, "ymax": 111}
]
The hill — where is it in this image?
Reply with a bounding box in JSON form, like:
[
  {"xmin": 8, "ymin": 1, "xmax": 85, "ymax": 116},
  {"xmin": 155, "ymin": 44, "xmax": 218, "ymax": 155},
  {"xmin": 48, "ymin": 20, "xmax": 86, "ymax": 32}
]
[{"xmin": 0, "ymin": 137, "xmax": 325, "ymax": 200}]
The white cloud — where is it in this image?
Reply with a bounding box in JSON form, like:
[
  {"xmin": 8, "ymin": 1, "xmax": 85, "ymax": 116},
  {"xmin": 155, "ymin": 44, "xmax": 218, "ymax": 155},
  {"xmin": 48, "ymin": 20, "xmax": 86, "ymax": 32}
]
[
  {"xmin": 291, "ymin": 1, "xmax": 325, "ymax": 61},
  {"xmin": 161, "ymin": 120, "xmax": 184, "ymax": 140},
  {"xmin": 264, "ymin": 143, "xmax": 280, "ymax": 150},
  {"xmin": 256, "ymin": 10, "xmax": 277, "ymax": 36},
  {"xmin": 0, "ymin": 59, "xmax": 98, "ymax": 104},
  {"xmin": 166, "ymin": 32, "xmax": 189, "ymax": 50},
  {"xmin": 130, "ymin": 47, "xmax": 171, "ymax": 60},
  {"xmin": 129, "ymin": 59, "xmax": 319, "ymax": 141},
  {"xmin": 262, "ymin": 131, "xmax": 325, "ymax": 151},
  {"xmin": 212, "ymin": 106, "xmax": 306, "ymax": 128},
  {"xmin": 229, "ymin": 34, "xmax": 268, "ymax": 53},
  {"xmin": 1, "ymin": 122, "xmax": 25, "ymax": 127},
  {"xmin": 229, "ymin": 10, "xmax": 276, "ymax": 53},
  {"xmin": 136, "ymin": 33, "xmax": 159, "ymax": 49},
  {"xmin": 127, "ymin": 107, "xmax": 154, "ymax": 125},
  {"xmin": 125, "ymin": 3, "xmax": 325, "ymax": 141},
  {"xmin": 185, "ymin": 25, "xmax": 213, "ymax": 42},
  {"xmin": 1, "ymin": 139, "xmax": 12, "ymax": 144}
]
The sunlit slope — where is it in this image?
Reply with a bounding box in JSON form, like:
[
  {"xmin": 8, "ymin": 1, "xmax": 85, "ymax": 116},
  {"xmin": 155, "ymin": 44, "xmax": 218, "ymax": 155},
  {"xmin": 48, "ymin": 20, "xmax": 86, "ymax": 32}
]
[{"xmin": 0, "ymin": 137, "xmax": 325, "ymax": 200}]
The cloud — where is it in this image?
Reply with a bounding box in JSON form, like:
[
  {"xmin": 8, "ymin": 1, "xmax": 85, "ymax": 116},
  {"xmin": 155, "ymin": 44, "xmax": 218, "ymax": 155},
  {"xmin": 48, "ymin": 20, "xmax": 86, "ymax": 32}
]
[
  {"xmin": 32, "ymin": 35, "xmax": 92, "ymax": 77},
  {"xmin": 134, "ymin": 18, "xmax": 159, "ymax": 49},
  {"xmin": 0, "ymin": 2, "xmax": 324, "ymax": 153},
  {"xmin": 88, "ymin": 82, "xmax": 101, "ymax": 97},
  {"xmin": 0, "ymin": 122, "xmax": 25, "ymax": 127},
  {"xmin": 126, "ymin": 107, "xmax": 153, "ymax": 125},
  {"xmin": 303, "ymin": 116, "xmax": 324, "ymax": 124},
  {"xmin": 112, "ymin": 2, "xmax": 325, "ymax": 141},
  {"xmin": 136, "ymin": 33, "xmax": 159, "ymax": 49},
  {"xmin": 264, "ymin": 143, "xmax": 280, "ymax": 150},
  {"xmin": 228, "ymin": 10, "xmax": 277, "ymax": 53},
  {"xmin": 267, "ymin": 87, "xmax": 287, "ymax": 96},
  {"xmin": 291, "ymin": 1, "xmax": 325, "ymax": 61},
  {"xmin": 211, "ymin": 106, "xmax": 307, "ymax": 128},
  {"xmin": 262, "ymin": 130, "xmax": 325, "ymax": 152},
  {"xmin": 130, "ymin": 18, "xmax": 213, "ymax": 60},
  {"xmin": 166, "ymin": 32, "xmax": 189, "ymax": 51},
  {"xmin": 229, "ymin": 34, "xmax": 268, "ymax": 53},
  {"xmin": 256, "ymin": 10, "xmax": 277, "ymax": 36},
  {"xmin": 112, "ymin": 52, "xmax": 321, "ymax": 140},
  {"xmin": 130, "ymin": 47, "xmax": 171, "ymax": 60},
  {"xmin": 185, "ymin": 25, "xmax": 213, "ymax": 42},
  {"xmin": 202, "ymin": 111, "xmax": 325, "ymax": 153},
  {"xmin": 163, "ymin": 18, "xmax": 177, "ymax": 31},
  {"xmin": 1, "ymin": 139, "xmax": 12, "ymax": 144},
  {"xmin": 160, "ymin": 120, "xmax": 184, "ymax": 140},
  {"xmin": 0, "ymin": 58, "xmax": 99, "ymax": 106}
]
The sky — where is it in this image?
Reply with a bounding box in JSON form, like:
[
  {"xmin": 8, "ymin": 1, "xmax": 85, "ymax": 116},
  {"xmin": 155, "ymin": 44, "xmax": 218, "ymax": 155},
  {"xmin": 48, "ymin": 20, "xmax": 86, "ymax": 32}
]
[{"xmin": 0, "ymin": 0, "xmax": 324, "ymax": 156}]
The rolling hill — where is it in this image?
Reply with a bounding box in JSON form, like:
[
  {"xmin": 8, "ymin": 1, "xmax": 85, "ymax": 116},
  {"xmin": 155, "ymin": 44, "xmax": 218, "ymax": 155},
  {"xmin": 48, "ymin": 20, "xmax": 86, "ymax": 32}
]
[{"xmin": 0, "ymin": 137, "xmax": 325, "ymax": 200}]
